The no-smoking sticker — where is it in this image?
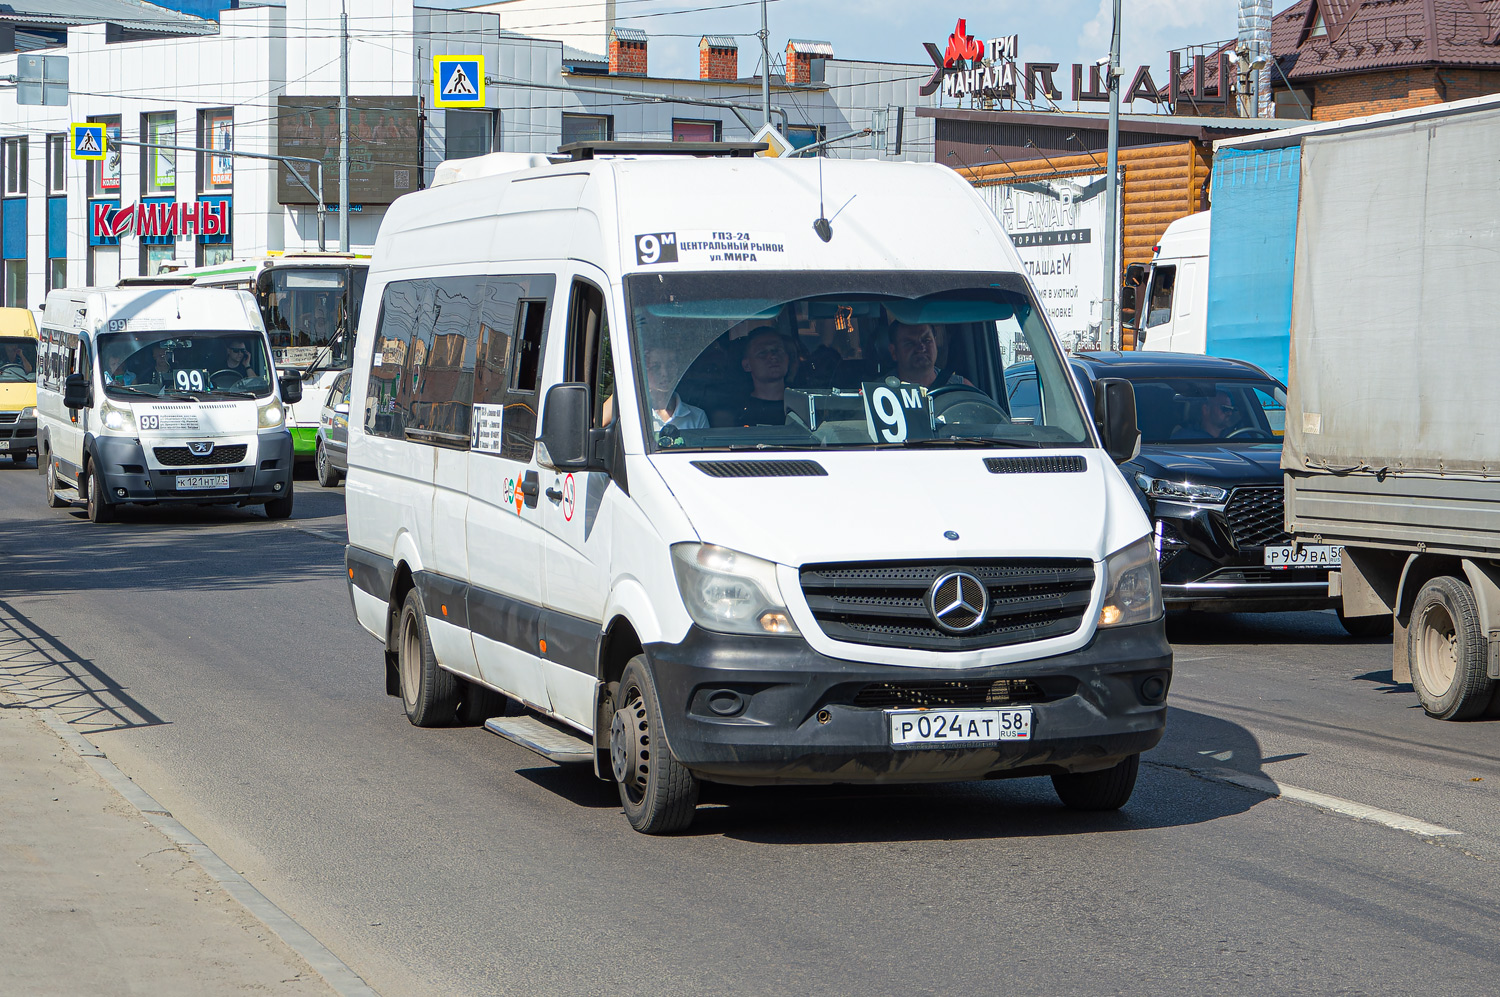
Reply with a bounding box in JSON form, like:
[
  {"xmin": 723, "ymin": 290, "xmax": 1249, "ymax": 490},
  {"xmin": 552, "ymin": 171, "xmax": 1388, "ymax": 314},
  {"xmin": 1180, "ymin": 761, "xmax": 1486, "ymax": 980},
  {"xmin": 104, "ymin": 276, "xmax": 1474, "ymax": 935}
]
[{"xmin": 562, "ymin": 473, "xmax": 576, "ymax": 522}]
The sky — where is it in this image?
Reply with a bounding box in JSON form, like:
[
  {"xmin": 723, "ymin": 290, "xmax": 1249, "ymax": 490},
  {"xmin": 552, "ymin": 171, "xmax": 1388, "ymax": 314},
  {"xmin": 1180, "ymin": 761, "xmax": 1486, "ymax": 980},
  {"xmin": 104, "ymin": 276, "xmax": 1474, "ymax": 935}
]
[{"xmin": 448, "ymin": 0, "xmax": 1298, "ymax": 110}]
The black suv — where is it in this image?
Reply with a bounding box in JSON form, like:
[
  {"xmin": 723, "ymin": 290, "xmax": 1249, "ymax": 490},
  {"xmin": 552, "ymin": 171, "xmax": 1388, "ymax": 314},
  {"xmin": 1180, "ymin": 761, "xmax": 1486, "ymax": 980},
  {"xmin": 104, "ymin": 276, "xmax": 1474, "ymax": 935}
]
[{"xmin": 1007, "ymin": 352, "xmax": 1375, "ymax": 635}]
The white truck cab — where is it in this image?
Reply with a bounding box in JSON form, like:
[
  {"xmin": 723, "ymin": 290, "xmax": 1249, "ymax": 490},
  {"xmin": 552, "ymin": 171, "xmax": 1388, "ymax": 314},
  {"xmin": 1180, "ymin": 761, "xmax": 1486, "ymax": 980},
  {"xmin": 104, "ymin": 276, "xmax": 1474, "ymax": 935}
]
[
  {"xmin": 344, "ymin": 146, "xmax": 1171, "ymax": 833},
  {"xmin": 36, "ymin": 286, "xmax": 302, "ymax": 523},
  {"xmin": 1136, "ymin": 210, "xmax": 1210, "ymax": 354}
]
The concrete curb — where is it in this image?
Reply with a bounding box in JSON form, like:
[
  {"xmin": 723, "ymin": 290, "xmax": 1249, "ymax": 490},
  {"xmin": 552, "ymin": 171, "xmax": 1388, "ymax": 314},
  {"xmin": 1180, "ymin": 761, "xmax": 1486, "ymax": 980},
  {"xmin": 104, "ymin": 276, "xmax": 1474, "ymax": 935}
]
[{"xmin": 15, "ymin": 693, "xmax": 382, "ymax": 997}]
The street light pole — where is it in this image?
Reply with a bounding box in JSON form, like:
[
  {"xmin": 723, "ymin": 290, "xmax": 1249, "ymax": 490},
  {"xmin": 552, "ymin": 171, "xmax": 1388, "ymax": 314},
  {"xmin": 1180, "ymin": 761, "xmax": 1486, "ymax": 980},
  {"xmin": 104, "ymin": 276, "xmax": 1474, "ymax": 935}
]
[
  {"xmin": 338, "ymin": 2, "xmax": 350, "ymax": 253},
  {"xmin": 1101, "ymin": 0, "xmax": 1122, "ymax": 350},
  {"xmin": 759, "ymin": 0, "xmax": 771, "ymax": 128}
]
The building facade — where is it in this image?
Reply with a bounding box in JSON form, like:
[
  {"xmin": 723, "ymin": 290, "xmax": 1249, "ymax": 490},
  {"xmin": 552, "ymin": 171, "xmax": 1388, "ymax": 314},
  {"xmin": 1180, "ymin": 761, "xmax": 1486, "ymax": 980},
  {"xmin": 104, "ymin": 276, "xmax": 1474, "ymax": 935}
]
[{"xmin": 0, "ymin": 0, "xmax": 935, "ymax": 309}]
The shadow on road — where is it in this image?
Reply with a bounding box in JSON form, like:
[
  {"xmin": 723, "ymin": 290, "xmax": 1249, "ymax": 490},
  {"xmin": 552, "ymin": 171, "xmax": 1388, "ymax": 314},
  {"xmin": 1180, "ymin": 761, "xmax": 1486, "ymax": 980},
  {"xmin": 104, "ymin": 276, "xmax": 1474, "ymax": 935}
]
[{"xmin": 1166, "ymin": 610, "xmax": 1377, "ymax": 646}]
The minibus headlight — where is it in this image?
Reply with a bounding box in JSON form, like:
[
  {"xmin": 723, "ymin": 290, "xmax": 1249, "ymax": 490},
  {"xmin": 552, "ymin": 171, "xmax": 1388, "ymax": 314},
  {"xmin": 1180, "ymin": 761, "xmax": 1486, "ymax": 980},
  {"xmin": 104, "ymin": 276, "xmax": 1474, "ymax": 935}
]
[
  {"xmin": 19, "ymin": 406, "xmax": 34, "ymax": 420},
  {"xmin": 99, "ymin": 399, "xmax": 135, "ymax": 433},
  {"xmin": 258, "ymin": 400, "xmax": 285, "ymax": 429},
  {"xmin": 671, "ymin": 543, "xmax": 800, "ymax": 637},
  {"xmin": 1098, "ymin": 536, "xmax": 1163, "ymax": 628},
  {"xmin": 1134, "ymin": 473, "xmax": 1227, "ymax": 504}
]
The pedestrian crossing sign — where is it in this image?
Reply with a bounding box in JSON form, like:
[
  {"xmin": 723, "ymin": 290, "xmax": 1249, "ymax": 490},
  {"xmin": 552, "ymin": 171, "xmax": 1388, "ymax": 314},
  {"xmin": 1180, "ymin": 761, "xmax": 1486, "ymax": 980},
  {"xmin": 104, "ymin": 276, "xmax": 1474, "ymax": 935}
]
[
  {"xmin": 434, "ymin": 56, "xmax": 484, "ymax": 108},
  {"xmin": 70, "ymin": 122, "xmax": 106, "ymax": 160}
]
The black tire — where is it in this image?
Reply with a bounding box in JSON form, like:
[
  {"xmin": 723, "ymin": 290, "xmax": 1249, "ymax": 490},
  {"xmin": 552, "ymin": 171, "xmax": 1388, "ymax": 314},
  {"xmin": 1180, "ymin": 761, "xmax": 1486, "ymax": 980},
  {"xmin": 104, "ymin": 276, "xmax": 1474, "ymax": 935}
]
[
  {"xmin": 1408, "ymin": 576, "xmax": 1495, "ymax": 721},
  {"xmin": 457, "ymin": 680, "xmax": 518, "ymax": 725},
  {"xmin": 264, "ymin": 491, "xmax": 294, "ymax": 520},
  {"xmin": 315, "ymin": 440, "xmax": 341, "ymax": 487},
  {"xmin": 1337, "ymin": 608, "xmax": 1394, "ymax": 638},
  {"xmin": 396, "ymin": 588, "xmax": 460, "ymax": 727},
  {"xmin": 1052, "ymin": 753, "xmax": 1140, "ymax": 811},
  {"xmin": 610, "ymin": 656, "xmax": 699, "ymax": 834},
  {"xmin": 43, "ymin": 455, "xmax": 68, "ymax": 508},
  {"xmin": 83, "ymin": 461, "xmax": 114, "ymax": 524}
]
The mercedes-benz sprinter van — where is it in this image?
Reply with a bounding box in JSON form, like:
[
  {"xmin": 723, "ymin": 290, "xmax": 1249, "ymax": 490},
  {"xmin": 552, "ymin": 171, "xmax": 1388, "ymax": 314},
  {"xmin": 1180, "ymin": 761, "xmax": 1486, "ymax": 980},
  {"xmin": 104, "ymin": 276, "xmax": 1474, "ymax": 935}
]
[
  {"xmin": 344, "ymin": 146, "xmax": 1170, "ymax": 833},
  {"xmin": 37, "ymin": 286, "xmax": 302, "ymax": 523}
]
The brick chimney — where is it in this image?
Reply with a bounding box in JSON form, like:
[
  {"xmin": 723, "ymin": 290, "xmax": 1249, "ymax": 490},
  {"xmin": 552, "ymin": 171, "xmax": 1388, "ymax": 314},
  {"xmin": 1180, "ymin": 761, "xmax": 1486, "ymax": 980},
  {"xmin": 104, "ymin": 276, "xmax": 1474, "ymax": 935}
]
[
  {"xmin": 699, "ymin": 35, "xmax": 738, "ymax": 81},
  {"xmin": 609, "ymin": 27, "xmax": 648, "ymax": 76},
  {"xmin": 785, "ymin": 39, "xmax": 832, "ymax": 85}
]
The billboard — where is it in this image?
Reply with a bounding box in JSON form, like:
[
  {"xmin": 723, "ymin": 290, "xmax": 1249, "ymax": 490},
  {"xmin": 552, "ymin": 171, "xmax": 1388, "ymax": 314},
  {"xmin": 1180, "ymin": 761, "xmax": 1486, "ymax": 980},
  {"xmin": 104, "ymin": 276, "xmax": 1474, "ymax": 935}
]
[{"xmin": 276, "ymin": 96, "xmax": 421, "ymax": 206}]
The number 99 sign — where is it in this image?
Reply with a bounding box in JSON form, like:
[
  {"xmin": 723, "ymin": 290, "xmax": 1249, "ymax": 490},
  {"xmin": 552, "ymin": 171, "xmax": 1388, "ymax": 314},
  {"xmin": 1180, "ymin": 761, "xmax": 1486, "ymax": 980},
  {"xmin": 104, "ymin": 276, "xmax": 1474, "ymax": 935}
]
[{"xmin": 176, "ymin": 369, "xmax": 207, "ymax": 392}]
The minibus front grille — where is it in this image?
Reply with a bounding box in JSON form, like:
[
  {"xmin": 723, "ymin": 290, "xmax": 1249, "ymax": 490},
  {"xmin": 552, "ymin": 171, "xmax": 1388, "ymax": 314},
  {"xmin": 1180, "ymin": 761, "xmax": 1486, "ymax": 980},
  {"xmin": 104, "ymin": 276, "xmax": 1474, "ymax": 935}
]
[
  {"xmin": 153, "ymin": 444, "xmax": 249, "ymax": 467},
  {"xmin": 848, "ymin": 678, "xmax": 1062, "ymax": 709},
  {"xmin": 0, "ymin": 411, "xmax": 17, "ymax": 424},
  {"xmin": 800, "ymin": 559, "xmax": 1095, "ymax": 651}
]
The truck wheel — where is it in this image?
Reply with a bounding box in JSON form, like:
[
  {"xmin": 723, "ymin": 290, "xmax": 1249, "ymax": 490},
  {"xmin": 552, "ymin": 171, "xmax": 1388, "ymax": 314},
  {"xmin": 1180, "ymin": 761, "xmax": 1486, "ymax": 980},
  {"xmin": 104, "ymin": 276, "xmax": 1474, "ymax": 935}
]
[
  {"xmin": 83, "ymin": 462, "xmax": 114, "ymax": 524},
  {"xmin": 396, "ymin": 588, "xmax": 459, "ymax": 727},
  {"xmin": 1337, "ymin": 608, "xmax": 1393, "ymax": 638},
  {"xmin": 611, "ymin": 656, "xmax": 699, "ymax": 834},
  {"xmin": 264, "ymin": 491, "xmax": 294, "ymax": 520},
  {"xmin": 315, "ymin": 441, "xmax": 340, "ymax": 487},
  {"xmin": 1409, "ymin": 577, "xmax": 1495, "ymax": 720},
  {"xmin": 1052, "ymin": 753, "xmax": 1140, "ymax": 811},
  {"xmin": 44, "ymin": 457, "xmax": 69, "ymax": 509}
]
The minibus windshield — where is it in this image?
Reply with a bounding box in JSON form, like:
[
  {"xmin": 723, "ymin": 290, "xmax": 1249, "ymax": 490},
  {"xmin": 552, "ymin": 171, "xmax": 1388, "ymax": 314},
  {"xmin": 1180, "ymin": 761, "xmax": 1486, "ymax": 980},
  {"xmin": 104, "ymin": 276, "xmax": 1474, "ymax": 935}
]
[
  {"xmin": 624, "ymin": 271, "xmax": 1091, "ymax": 453},
  {"xmin": 99, "ymin": 330, "xmax": 273, "ymax": 399},
  {"xmin": 0, "ymin": 337, "xmax": 36, "ymax": 383}
]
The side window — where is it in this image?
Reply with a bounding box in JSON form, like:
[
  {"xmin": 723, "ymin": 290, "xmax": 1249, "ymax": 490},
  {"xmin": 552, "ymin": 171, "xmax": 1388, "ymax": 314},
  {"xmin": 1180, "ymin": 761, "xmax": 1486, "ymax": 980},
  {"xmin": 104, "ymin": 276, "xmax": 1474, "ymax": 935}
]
[
  {"xmin": 1252, "ymin": 386, "xmax": 1286, "ymax": 435},
  {"xmin": 472, "ymin": 274, "xmax": 556, "ymax": 462},
  {"xmin": 408, "ymin": 277, "xmax": 482, "ymax": 444},
  {"xmin": 1006, "ymin": 375, "xmax": 1040, "ymax": 423},
  {"xmin": 564, "ymin": 278, "xmax": 612, "ymax": 428},
  {"xmin": 1146, "ymin": 266, "xmax": 1176, "ymax": 329},
  {"xmin": 77, "ymin": 338, "xmax": 93, "ymax": 384},
  {"xmin": 366, "ymin": 281, "xmax": 420, "ymax": 439}
]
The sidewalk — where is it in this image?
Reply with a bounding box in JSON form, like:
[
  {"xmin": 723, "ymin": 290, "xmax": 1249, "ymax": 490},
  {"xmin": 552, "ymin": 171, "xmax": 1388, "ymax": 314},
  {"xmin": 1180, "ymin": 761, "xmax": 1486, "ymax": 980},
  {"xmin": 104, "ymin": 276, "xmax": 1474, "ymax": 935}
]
[{"xmin": 0, "ymin": 690, "xmax": 340, "ymax": 997}]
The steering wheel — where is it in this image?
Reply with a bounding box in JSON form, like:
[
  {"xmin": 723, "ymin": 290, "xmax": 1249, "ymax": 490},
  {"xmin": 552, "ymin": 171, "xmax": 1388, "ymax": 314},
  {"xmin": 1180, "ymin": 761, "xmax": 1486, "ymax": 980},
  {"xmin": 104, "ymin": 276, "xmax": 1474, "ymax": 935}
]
[
  {"xmin": 928, "ymin": 384, "xmax": 1011, "ymax": 426},
  {"xmin": 0, "ymin": 363, "xmax": 24, "ymax": 377},
  {"xmin": 1227, "ymin": 427, "xmax": 1273, "ymax": 440},
  {"xmin": 208, "ymin": 369, "xmax": 242, "ymax": 389}
]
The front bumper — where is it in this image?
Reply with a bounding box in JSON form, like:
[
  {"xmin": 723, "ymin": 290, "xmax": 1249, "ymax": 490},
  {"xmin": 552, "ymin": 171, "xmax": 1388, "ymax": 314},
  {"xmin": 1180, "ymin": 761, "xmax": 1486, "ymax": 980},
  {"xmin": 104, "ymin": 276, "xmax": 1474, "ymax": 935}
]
[
  {"xmin": 0, "ymin": 416, "xmax": 36, "ymax": 454},
  {"xmin": 93, "ymin": 433, "xmax": 294, "ymax": 506},
  {"xmin": 644, "ymin": 620, "xmax": 1171, "ymax": 786}
]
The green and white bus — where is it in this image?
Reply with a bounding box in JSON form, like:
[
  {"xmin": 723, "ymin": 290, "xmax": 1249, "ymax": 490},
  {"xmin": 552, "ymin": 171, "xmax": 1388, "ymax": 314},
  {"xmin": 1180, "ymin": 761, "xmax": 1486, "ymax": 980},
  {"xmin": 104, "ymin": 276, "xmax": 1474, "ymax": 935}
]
[{"xmin": 122, "ymin": 252, "xmax": 368, "ymax": 461}]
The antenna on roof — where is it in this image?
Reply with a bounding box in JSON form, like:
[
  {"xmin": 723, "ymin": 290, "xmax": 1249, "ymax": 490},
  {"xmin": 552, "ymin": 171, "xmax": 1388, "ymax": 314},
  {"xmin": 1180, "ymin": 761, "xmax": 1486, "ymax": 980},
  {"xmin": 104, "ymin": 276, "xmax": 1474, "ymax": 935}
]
[{"xmin": 812, "ymin": 153, "xmax": 833, "ymax": 242}]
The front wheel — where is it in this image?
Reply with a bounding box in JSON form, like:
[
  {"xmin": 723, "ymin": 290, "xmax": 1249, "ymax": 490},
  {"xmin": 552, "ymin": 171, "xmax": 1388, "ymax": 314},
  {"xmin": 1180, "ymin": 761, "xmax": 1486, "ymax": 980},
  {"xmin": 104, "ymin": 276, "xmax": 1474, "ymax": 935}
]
[
  {"xmin": 611, "ymin": 656, "xmax": 699, "ymax": 833},
  {"xmin": 1052, "ymin": 753, "xmax": 1140, "ymax": 811},
  {"xmin": 264, "ymin": 491, "xmax": 294, "ymax": 520},
  {"xmin": 83, "ymin": 462, "xmax": 114, "ymax": 524},
  {"xmin": 1408, "ymin": 576, "xmax": 1494, "ymax": 720},
  {"xmin": 315, "ymin": 441, "xmax": 340, "ymax": 487}
]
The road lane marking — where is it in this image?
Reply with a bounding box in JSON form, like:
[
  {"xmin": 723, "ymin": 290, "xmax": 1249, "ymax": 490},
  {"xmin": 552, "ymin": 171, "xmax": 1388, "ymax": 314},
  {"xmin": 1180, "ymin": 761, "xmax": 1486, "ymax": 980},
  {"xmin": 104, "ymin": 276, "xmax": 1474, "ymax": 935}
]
[{"xmin": 1154, "ymin": 761, "xmax": 1461, "ymax": 838}]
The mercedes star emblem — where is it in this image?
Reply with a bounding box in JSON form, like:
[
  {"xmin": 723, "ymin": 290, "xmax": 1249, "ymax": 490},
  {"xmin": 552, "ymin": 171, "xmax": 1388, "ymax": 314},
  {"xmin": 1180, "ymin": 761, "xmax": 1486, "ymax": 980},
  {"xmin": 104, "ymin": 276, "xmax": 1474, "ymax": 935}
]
[{"xmin": 926, "ymin": 571, "xmax": 989, "ymax": 634}]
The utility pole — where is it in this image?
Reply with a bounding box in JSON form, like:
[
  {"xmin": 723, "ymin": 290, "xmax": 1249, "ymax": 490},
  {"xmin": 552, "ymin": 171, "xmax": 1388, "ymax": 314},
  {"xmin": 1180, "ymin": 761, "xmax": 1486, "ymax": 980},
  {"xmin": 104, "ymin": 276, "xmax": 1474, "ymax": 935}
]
[
  {"xmin": 338, "ymin": 1, "xmax": 350, "ymax": 253},
  {"xmin": 1101, "ymin": 0, "xmax": 1122, "ymax": 350},
  {"xmin": 759, "ymin": 0, "xmax": 771, "ymax": 127}
]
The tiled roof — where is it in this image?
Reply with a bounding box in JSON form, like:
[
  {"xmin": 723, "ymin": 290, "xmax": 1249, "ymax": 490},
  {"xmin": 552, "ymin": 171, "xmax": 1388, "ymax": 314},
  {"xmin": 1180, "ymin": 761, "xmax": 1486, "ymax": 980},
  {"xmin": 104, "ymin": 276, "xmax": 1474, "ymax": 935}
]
[{"xmin": 1273, "ymin": 0, "xmax": 1500, "ymax": 80}]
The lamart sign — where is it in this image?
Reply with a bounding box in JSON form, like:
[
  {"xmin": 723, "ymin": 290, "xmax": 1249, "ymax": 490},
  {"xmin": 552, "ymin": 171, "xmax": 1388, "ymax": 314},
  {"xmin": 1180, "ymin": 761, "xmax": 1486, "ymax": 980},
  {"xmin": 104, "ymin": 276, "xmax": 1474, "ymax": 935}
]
[
  {"xmin": 920, "ymin": 19, "xmax": 1233, "ymax": 109},
  {"xmin": 90, "ymin": 199, "xmax": 231, "ymax": 239}
]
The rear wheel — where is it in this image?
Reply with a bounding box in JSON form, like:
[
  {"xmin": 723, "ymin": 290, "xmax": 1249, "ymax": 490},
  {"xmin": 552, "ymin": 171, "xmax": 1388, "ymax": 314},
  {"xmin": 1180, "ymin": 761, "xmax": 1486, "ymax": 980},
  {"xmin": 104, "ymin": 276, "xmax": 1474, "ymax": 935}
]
[
  {"xmin": 264, "ymin": 491, "xmax": 294, "ymax": 520},
  {"xmin": 1408, "ymin": 576, "xmax": 1495, "ymax": 720},
  {"xmin": 83, "ymin": 461, "xmax": 114, "ymax": 524},
  {"xmin": 457, "ymin": 680, "xmax": 518, "ymax": 725},
  {"xmin": 1337, "ymin": 608, "xmax": 1394, "ymax": 638},
  {"xmin": 611, "ymin": 656, "xmax": 699, "ymax": 834},
  {"xmin": 43, "ymin": 456, "xmax": 68, "ymax": 508},
  {"xmin": 315, "ymin": 440, "xmax": 341, "ymax": 487},
  {"xmin": 396, "ymin": 588, "xmax": 460, "ymax": 727},
  {"xmin": 1052, "ymin": 753, "xmax": 1140, "ymax": 811}
]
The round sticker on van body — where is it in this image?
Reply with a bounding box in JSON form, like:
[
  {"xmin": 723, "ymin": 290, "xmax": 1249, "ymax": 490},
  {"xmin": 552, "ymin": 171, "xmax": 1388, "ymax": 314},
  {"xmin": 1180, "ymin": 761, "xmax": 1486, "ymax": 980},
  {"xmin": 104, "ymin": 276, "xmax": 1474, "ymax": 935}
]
[{"xmin": 634, "ymin": 230, "xmax": 785, "ymax": 267}]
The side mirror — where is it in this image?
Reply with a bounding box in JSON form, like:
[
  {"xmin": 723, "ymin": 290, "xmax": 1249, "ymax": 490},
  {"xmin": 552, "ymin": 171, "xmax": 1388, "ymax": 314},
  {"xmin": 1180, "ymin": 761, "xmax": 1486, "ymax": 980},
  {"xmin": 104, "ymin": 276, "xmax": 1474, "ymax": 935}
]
[
  {"xmin": 1118, "ymin": 284, "xmax": 1138, "ymax": 315},
  {"xmin": 537, "ymin": 382, "xmax": 592, "ymax": 471},
  {"xmin": 63, "ymin": 373, "xmax": 90, "ymax": 411},
  {"xmin": 333, "ymin": 402, "xmax": 350, "ymax": 415},
  {"xmin": 1093, "ymin": 377, "xmax": 1141, "ymax": 463},
  {"xmin": 279, "ymin": 371, "xmax": 304, "ymax": 405}
]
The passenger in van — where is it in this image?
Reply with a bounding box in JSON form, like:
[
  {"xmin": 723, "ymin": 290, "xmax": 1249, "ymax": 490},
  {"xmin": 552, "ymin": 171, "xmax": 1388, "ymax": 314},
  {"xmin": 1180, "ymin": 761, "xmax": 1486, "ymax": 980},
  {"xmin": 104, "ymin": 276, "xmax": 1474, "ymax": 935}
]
[
  {"xmin": 735, "ymin": 327, "xmax": 792, "ymax": 426},
  {"xmin": 887, "ymin": 321, "xmax": 971, "ymax": 388}
]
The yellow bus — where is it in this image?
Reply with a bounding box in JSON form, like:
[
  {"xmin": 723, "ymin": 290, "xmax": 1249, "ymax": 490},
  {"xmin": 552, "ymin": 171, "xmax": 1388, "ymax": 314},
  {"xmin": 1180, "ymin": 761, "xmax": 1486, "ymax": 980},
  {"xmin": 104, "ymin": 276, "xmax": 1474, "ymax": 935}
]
[{"xmin": 0, "ymin": 307, "xmax": 38, "ymax": 465}]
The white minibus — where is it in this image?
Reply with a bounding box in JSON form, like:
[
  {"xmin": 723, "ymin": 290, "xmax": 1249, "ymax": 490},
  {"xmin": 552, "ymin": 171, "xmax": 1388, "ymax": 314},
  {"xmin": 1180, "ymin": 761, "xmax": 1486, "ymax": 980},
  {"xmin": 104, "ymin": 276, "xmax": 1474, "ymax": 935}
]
[
  {"xmin": 344, "ymin": 145, "xmax": 1170, "ymax": 833},
  {"xmin": 37, "ymin": 286, "xmax": 302, "ymax": 523}
]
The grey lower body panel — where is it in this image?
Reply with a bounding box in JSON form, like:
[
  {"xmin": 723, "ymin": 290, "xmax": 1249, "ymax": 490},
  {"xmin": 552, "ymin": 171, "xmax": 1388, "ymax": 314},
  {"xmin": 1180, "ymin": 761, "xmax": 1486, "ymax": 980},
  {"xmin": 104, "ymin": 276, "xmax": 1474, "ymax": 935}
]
[{"xmin": 1288, "ymin": 470, "xmax": 1500, "ymax": 556}]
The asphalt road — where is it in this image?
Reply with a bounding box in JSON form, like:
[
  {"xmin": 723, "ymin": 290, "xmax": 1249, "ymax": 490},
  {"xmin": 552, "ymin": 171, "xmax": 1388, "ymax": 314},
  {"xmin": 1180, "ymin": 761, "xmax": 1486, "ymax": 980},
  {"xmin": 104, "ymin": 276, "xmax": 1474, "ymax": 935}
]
[{"xmin": 2, "ymin": 457, "xmax": 1498, "ymax": 997}]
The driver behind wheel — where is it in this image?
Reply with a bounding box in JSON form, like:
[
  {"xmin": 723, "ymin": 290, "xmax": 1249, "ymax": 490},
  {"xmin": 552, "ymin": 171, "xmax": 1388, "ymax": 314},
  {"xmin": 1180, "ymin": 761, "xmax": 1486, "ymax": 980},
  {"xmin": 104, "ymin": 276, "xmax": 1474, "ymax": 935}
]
[
  {"xmin": 221, "ymin": 338, "xmax": 257, "ymax": 382},
  {"xmin": 887, "ymin": 320, "xmax": 971, "ymax": 388},
  {"xmin": 1172, "ymin": 390, "xmax": 1236, "ymax": 440}
]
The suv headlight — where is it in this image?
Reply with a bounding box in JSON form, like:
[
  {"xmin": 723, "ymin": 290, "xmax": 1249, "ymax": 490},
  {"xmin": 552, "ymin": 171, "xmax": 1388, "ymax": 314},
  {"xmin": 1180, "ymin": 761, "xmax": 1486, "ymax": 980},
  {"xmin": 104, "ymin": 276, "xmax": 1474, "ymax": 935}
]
[
  {"xmin": 258, "ymin": 399, "xmax": 285, "ymax": 429},
  {"xmin": 671, "ymin": 543, "xmax": 799, "ymax": 636},
  {"xmin": 1099, "ymin": 536, "xmax": 1163, "ymax": 628},
  {"xmin": 99, "ymin": 399, "xmax": 135, "ymax": 433},
  {"xmin": 1134, "ymin": 472, "xmax": 1227, "ymax": 504}
]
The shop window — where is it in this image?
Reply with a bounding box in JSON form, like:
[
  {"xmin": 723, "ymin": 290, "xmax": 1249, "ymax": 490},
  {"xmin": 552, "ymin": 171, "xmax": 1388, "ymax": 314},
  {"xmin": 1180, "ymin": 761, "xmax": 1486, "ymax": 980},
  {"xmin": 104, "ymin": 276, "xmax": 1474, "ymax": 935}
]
[
  {"xmin": 143, "ymin": 112, "xmax": 176, "ymax": 195},
  {"xmin": 197, "ymin": 243, "xmax": 234, "ymax": 267},
  {"xmin": 3, "ymin": 260, "xmax": 26, "ymax": 309},
  {"xmin": 47, "ymin": 134, "xmax": 66, "ymax": 195},
  {"xmin": 561, "ymin": 113, "xmax": 613, "ymax": 147},
  {"xmin": 142, "ymin": 244, "xmax": 178, "ymax": 277},
  {"xmin": 48, "ymin": 259, "xmax": 65, "ymax": 294},
  {"xmin": 672, "ymin": 119, "xmax": 720, "ymax": 143},
  {"xmin": 197, "ymin": 109, "xmax": 233, "ymax": 192},
  {"xmin": 89, "ymin": 118, "xmax": 122, "ymax": 198},
  {"xmin": 786, "ymin": 125, "xmax": 825, "ymax": 153},
  {"xmin": 4, "ymin": 138, "xmax": 27, "ymax": 197},
  {"xmin": 445, "ymin": 110, "xmax": 498, "ymax": 161},
  {"xmin": 89, "ymin": 246, "xmax": 121, "ymax": 287}
]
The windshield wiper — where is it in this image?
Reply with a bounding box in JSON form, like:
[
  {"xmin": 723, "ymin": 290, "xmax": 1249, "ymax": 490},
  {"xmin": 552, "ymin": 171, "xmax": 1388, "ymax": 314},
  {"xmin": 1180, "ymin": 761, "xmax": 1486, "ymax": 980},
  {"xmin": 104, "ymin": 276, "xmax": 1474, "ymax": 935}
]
[
  {"xmin": 885, "ymin": 437, "xmax": 1044, "ymax": 449},
  {"xmin": 106, "ymin": 384, "xmax": 164, "ymax": 397},
  {"xmin": 203, "ymin": 389, "xmax": 259, "ymax": 400},
  {"xmin": 715, "ymin": 442, "xmax": 821, "ymax": 451}
]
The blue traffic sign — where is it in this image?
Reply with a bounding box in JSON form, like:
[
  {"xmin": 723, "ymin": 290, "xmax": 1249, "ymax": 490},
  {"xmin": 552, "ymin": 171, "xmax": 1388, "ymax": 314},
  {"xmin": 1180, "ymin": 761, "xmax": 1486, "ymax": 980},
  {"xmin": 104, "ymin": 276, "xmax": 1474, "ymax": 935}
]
[
  {"xmin": 70, "ymin": 123, "xmax": 105, "ymax": 160},
  {"xmin": 434, "ymin": 56, "xmax": 484, "ymax": 108}
]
